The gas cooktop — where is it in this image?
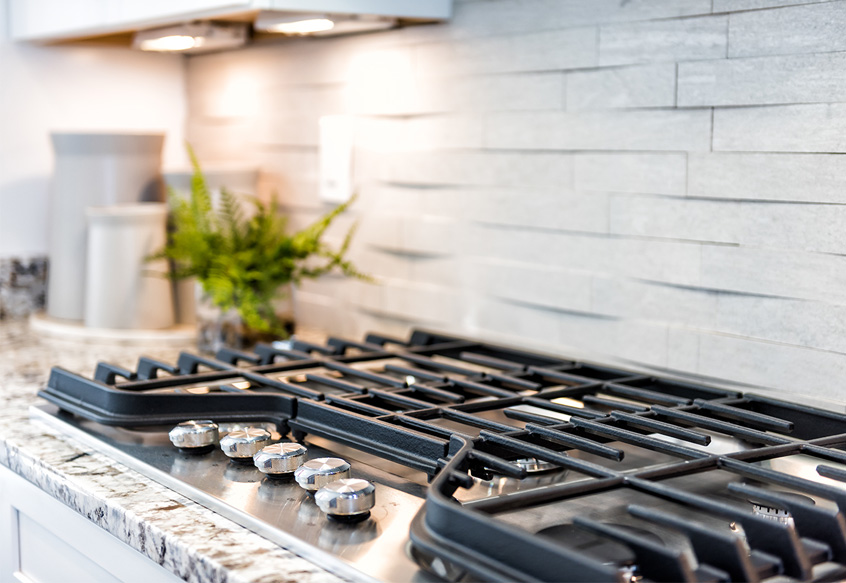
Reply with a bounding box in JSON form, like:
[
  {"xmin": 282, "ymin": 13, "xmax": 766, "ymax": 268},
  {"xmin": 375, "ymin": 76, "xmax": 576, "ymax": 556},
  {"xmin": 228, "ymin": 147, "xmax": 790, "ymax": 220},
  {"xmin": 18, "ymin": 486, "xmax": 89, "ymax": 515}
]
[{"xmin": 36, "ymin": 329, "xmax": 846, "ymax": 582}]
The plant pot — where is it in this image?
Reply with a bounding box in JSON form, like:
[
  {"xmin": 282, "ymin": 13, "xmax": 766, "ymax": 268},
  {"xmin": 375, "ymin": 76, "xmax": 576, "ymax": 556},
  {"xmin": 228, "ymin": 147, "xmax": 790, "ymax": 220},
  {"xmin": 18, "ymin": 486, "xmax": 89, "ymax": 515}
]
[{"xmin": 195, "ymin": 287, "xmax": 295, "ymax": 354}]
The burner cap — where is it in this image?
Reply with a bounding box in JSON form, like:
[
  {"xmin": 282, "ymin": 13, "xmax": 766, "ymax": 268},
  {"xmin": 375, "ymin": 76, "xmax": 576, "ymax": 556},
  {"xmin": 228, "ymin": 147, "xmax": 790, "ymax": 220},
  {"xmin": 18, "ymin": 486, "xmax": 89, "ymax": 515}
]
[
  {"xmin": 747, "ymin": 491, "xmax": 815, "ymax": 524},
  {"xmin": 747, "ymin": 491, "xmax": 815, "ymax": 506},
  {"xmin": 537, "ymin": 523, "xmax": 661, "ymax": 567},
  {"xmin": 513, "ymin": 457, "xmax": 559, "ymax": 474},
  {"xmin": 408, "ymin": 543, "xmax": 469, "ymax": 582},
  {"xmin": 746, "ymin": 491, "xmax": 816, "ymax": 524}
]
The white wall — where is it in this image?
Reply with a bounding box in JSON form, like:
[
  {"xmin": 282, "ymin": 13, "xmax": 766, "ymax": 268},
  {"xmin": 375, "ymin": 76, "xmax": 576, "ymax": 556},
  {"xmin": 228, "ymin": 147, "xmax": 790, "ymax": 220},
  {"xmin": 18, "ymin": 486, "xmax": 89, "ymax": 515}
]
[
  {"xmin": 185, "ymin": 0, "xmax": 846, "ymax": 400},
  {"xmin": 0, "ymin": 0, "xmax": 186, "ymax": 257}
]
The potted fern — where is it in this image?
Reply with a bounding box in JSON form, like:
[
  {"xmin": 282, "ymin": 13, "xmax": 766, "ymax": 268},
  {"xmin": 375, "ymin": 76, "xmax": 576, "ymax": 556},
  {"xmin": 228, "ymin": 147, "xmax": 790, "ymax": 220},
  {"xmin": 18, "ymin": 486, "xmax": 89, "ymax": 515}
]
[{"xmin": 155, "ymin": 147, "xmax": 368, "ymax": 352}]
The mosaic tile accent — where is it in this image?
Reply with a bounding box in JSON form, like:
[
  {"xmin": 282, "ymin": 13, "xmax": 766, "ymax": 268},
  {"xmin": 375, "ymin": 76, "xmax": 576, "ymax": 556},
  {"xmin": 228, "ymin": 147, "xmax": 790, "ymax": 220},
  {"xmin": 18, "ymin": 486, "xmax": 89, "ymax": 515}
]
[{"xmin": 0, "ymin": 256, "xmax": 48, "ymax": 319}]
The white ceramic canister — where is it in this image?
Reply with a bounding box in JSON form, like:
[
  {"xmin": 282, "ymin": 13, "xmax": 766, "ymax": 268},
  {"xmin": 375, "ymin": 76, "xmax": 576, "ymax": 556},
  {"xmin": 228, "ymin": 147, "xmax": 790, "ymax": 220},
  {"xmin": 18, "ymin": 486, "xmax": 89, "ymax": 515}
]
[
  {"xmin": 48, "ymin": 132, "xmax": 164, "ymax": 321},
  {"xmin": 84, "ymin": 203, "xmax": 174, "ymax": 330}
]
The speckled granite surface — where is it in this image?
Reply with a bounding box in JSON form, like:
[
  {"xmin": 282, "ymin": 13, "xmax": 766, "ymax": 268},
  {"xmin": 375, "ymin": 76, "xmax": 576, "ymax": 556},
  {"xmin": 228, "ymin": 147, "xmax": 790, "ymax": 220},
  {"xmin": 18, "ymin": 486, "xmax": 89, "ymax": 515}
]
[
  {"xmin": 0, "ymin": 256, "xmax": 47, "ymax": 319},
  {"xmin": 0, "ymin": 319, "xmax": 343, "ymax": 583}
]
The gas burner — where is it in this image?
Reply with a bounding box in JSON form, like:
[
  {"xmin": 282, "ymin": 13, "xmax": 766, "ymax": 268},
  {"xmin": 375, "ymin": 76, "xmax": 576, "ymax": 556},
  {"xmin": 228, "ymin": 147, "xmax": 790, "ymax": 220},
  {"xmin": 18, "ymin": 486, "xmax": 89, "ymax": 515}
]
[
  {"xmin": 407, "ymin": 543, "xmax": 471, "ymax": 583},
  {"xmin": 537, "ymin": 523, "xmax": 661, "ymax": 570},
  {"xmin": 513, "ymin": 457, "xmax": 558, "ymax": 474},
  {"xmin": 747, "ymin": 490, "xmax": 816, "ymax": 526},
  {"xmin": 751, "ymin": 503, "xmax": 791, "ymax": 524}
]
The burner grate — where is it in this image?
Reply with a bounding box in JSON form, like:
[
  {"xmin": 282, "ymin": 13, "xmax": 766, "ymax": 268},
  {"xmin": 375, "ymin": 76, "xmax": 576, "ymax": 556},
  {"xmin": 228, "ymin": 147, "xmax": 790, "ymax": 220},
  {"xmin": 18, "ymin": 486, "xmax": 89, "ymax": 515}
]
[{"xmin": 39, "ymin": 329, "xmax": 846, "ymax": 582}]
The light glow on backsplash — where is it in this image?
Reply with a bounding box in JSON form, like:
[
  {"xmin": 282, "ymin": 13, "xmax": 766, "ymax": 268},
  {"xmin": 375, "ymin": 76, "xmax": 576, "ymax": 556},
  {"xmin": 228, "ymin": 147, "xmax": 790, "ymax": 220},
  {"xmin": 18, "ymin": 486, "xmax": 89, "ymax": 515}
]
[
  {"xmin": 183, "ymin": 0, "xmax": 846, "ymax": 401},
  {"xmin": 345, "ymin": 49, "xmax": 417, "ymax": 116},
  {"xmin": 208, "ymin": 71, "xmax": 260, "ymax": 119}
]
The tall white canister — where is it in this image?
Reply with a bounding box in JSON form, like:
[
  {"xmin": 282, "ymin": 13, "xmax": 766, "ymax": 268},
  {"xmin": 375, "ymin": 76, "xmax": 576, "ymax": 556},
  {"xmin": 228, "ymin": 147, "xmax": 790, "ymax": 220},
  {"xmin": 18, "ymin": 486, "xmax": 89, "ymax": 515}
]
[
  {"xmin": 84, "ymin": 203, "xmax": 174, "ymax": 330},
  {"xmin": 48, "ymin": 132, "xmax": 164, "ymax": 321}
]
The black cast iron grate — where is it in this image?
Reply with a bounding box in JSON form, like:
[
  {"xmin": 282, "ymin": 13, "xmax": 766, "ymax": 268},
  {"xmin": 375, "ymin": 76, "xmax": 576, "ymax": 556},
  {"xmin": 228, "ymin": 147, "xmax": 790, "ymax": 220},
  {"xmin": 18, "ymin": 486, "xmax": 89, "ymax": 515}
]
[{"xmin": 39, "ymin": 329, "xmax": 846, "ymax": 582}]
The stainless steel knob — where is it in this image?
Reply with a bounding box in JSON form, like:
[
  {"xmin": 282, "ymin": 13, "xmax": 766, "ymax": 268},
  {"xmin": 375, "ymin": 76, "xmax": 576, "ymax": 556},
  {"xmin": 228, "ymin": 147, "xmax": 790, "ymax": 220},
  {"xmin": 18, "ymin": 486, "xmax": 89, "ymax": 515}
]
[
  {"xmin": 220, "ymin": 427, "xmax": 271, "ymax": 462},
  {"xmin": 294, "ymin": 457, "xmax": 351, "ymax": 492},
  {"xmin": 315, "ymin": 478, "xmax": 376, "ymax": 522},
  {"xmin": 169, "ymin": 420, "xmax": 219, "ymax": 454},
  {"xmin": 253, "ymin": 442, "xmax": 307, "ymax": 478}
]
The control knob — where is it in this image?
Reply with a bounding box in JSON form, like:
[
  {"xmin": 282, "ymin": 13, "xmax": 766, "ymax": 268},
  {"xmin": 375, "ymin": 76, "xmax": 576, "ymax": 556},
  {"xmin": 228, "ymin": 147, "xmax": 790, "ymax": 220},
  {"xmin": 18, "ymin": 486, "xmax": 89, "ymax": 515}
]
[
  {"xmin": 294, "ymin": 457, "xmax": 351, "ymax": 492},
  {"xmin": 315, "ymin": 478, "xmax": 376, "ymax": 522},
  {"xmin": 168, "ymin": 420, "xmax": 219, "ymax": 454},
  {"xmin": 253, "ymin": 442, "xmax": 308, "ymax": 478},
  {"xmin": 219, "ymin": 427, "xmax": 271, "ymax": 462}
]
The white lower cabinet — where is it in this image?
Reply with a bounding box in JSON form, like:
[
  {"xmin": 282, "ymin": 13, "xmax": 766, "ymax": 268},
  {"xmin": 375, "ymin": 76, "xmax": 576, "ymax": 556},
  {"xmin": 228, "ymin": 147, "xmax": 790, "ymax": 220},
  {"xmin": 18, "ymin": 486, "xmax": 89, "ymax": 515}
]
[{"xmin": 0, "ymin": 464, "xmax": 183, "ymax": 583}]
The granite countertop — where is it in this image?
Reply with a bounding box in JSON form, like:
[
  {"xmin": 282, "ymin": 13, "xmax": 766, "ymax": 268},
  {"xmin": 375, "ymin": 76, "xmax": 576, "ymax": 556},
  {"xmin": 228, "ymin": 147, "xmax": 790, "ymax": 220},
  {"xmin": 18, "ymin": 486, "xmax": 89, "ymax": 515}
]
[{"xmin": 0, "ymin": 319, "xmax": 343, "ymax": 583}]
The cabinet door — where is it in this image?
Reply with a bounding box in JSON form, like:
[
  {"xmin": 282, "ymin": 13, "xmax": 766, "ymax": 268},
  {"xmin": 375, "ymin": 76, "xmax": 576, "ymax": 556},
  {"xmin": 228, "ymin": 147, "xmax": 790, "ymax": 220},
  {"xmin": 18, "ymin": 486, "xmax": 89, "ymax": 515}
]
[
  {"xmin": 8, "ymin": 0, "xmax": 107, "ymax": 41},
  {"xmin": 16, "ymin": 513, "xmax": 122, "ymax": 583},
  {"xmin": 8, "ymin": 0, "xmax": 256, "ymax": 41},
  {"xmin": 116, "ymin": 1, "xmax": 255, "ymax": 26},
  {"xmin": 0, "ymin": 465, "xmax": 183, "ymax": 583}
]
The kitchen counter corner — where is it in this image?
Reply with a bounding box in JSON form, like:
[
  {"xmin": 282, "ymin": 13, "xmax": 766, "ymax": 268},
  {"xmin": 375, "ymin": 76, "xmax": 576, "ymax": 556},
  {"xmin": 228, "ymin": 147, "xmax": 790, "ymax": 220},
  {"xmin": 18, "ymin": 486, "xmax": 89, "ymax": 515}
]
[{"xmin": 0, "ymin": 320, "xmax": 344, "ymax": 583}]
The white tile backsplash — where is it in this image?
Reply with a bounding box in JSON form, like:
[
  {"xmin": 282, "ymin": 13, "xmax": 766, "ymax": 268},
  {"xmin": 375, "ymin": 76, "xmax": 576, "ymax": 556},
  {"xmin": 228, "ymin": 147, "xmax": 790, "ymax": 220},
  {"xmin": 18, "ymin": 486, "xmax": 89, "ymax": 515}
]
[{"xmin": 185, "ymin": 0, "xmax": 846, "ymax": 396}]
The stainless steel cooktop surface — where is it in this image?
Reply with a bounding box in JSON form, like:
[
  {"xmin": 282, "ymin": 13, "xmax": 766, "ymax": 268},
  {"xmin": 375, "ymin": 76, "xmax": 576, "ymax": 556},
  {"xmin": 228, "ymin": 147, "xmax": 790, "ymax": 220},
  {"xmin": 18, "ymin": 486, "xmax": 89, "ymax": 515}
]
[
  {"xmin": 31, "ymin": 404, "xmax": 436, "ymax": 583},
  {"xmin": 33, "ymin": 329, "xmax": 846, "ymax": 582}
]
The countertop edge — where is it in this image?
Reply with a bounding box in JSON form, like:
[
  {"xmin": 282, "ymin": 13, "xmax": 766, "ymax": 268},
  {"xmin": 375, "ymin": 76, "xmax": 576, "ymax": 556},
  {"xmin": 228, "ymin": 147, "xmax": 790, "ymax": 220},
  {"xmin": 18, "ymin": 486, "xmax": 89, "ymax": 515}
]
[
  {"xmin": 0, "ymin": 320, "xmax": 344, "ymax": 583},
  {"xmin": 0, "ymin": 416, "xmax": 343, "ymax": 583}
]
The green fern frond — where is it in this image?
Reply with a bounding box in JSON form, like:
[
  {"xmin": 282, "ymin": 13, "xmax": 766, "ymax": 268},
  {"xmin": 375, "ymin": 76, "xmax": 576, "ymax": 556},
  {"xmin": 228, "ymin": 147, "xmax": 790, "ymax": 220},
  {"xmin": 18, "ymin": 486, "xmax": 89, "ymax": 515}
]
[{"xmin": 150, "ymin": 146, "xmax": 370, "ymax": 338}]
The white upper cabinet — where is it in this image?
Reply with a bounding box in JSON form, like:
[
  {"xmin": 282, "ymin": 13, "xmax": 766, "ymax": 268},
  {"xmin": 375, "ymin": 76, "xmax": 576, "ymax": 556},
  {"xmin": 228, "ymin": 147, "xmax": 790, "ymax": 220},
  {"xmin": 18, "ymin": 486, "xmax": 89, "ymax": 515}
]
[
  {"xmin": 9, "ymin": 0, "xmax": 452, "ymax": 42},
  {"xmin": 9, "ymin": 1, "xmax": 254, "ymax": 41}
]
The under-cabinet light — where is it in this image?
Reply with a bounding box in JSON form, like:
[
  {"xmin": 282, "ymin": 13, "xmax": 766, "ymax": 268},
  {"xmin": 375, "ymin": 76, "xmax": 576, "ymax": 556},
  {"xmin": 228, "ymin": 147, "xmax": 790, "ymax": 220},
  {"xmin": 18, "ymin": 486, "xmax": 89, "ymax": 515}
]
[
  {"xmin": 133, "ymin": 23, "xmax": 247, "ymax": 53},
  {"xmin": 267, "ymin": 17, "xmax": 335, "ymax": 35},
  {"xmin": 137, "ymin": 34, "xmax": 196, "ymax": 52},
  {"xmin": 254, "ymin": 12, "xmax": 395, "ymax": 37}
]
